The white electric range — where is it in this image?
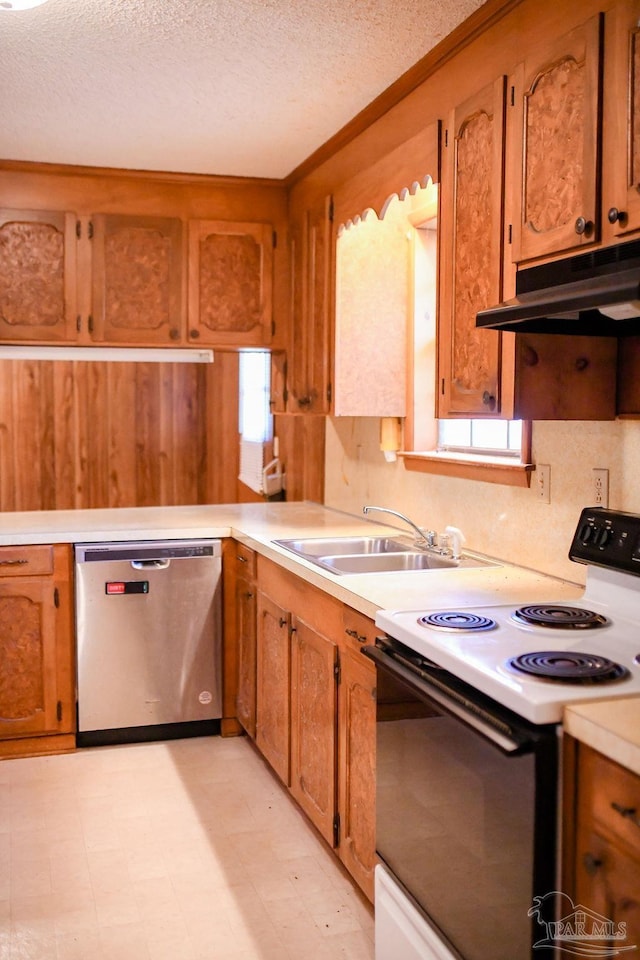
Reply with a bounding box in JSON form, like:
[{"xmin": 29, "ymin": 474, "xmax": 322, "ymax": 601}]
[{"xmin": 375, "ymin": 506, "xmax": 640, "ymax": 725}]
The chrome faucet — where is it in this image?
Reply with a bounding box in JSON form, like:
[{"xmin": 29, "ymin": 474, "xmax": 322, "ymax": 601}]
[{"xmin": 362, "ymin": 505, "xmax": 436, "ymax": 548}]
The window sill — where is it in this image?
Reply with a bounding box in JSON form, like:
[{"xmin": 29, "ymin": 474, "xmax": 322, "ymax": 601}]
[{"xmin": 400, "ymin": 450, "xmax": 534, "ymax": 487}]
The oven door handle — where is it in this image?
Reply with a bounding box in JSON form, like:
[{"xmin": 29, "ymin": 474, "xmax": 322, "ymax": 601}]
[{"xmin": 363, "ymin": 643, "xmax": 535, "ymax": 755}]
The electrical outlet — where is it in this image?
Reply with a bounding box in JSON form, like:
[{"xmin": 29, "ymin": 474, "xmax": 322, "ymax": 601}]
[
  {"xmin": 593, "ymin": 468, "xmax": 609, "ymax": 507},
  {"xmin": 536, "ymin": 464, "xmax": 551, "ymax": 503}
]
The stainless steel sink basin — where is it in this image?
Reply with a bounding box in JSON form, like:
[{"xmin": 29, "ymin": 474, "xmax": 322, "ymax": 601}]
[
  {"xmin": 274, "ymin": 536, "xmax": 412, "ymax": 557},
  {"xmin": 273, "ymin": 536, "xmax": 496, "ymax": 575}
]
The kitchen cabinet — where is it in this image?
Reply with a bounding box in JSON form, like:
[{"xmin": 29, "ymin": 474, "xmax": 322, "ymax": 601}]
[
  {"xmin": 90, "ymin": 214, "xmax": 184, "ymax": 344},
  {"xmin": 286, "ymin": 195, "xmax": 333, "ymax": 413},
  {"xmin": 188, "ymin": 219, "xmax": 274, "ymax": 347},
  {"xmin": 0, "ymin": 543, "xmax": 75, "ymax": 757},
  {"xmin": 0, "ymin": 208, "xmax": 78, "ymax": 342},
  {"xmin": 604, "ymin": 0, "xmax": 640, "ymax": 240},
  {"xmin": 439, "ymin": 76, "xmax": 617, "ymax": 421},
  {"xmin": 234, "ymin": 542, "xmax": 257, "ymax": 739},
  {"xmin": 253, "ymin": 555, "xmax": 375, "ymax": 901},
  {"xmin": 566, "ymin": 739, "xmax": 640, "ymax": 950},
  {"xmin": 509, "ymin": 14, "xmax": 602, "ymax": 264}
]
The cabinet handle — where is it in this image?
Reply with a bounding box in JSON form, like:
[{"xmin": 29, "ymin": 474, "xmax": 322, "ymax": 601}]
[
  {"xmin": 245, "ymin": 591, "xmax": 254, "ymax": 599},
  {"xmin": 482, "ymin": 391, "xmax": 495, "ymax": 407},
  {"xmin": 583, "ymin": 852, "xmax": 603, "ymax": 875},
  {"xmin": 574, "ymin": 217, "xmax": 594, "ymax": 236},
  {"xmin": 0, "ymin": 558, "xmax": 28, "ymax": 566},
  {"xmin": 279, "ymin": 617, "xmax": 287, "ymax": 628},
  {"xmin": 607, "ymin": 207, "xmax": 627, "ymax": 225},
  {"xmin": 237, "ymin": 555, "xmax": 247, "ymax": 563},
  {"xmin": 345, "ymin": 628, "xmax": 367, "ymax": 643},
  {"xmin": 298, "ymin": 396, "xmax": 311, "ymax": 407},
  {"xmin": 611, "ymin": 801, "xmax": 640, "ymax": 828}
]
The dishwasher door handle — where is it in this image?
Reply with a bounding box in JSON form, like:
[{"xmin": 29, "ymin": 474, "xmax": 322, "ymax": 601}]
[{"xmin": 130, "ymin": 559, "xmax": 171, "ymax": 570}]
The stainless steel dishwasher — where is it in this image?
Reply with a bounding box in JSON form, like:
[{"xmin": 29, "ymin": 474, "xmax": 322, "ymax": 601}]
[{"xmin": 75, "ymin": 539, "xmax": 222, "ymax": 746}]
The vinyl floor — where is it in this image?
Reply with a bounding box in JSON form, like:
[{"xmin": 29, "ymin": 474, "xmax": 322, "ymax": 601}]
[{"xmin": 0, "ymin": 735, "xmax": 374, "ymax": 959}]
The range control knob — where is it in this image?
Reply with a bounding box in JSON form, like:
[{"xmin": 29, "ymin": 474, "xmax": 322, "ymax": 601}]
[
  {"xmin": 596, "ymin": 527, "xmax": 611, "ymax": 549},
  {"xmin": 579, "ymin": 522, "xmax": 594, "ymax": 544}
]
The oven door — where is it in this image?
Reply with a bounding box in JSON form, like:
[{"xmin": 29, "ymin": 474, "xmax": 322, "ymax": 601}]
[{"xmin": 364, "ymin": 638, "xmax": 559, "ymax": 960}]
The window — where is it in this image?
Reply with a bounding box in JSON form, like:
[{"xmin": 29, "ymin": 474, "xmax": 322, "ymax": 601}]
[
  {"xmin": 238, "ymin": 351, "xmax": 273, "ymax": 495},
  {"xmin": 438, "ymin": 419, "xmax": 523, "ymax": 457}
]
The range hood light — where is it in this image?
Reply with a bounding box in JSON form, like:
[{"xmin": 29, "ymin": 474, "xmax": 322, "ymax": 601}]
[{"xmin": 599, "ymin": 301, "xmax": 640, "ymax": 321}]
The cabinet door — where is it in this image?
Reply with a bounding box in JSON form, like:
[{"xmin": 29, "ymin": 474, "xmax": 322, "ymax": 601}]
[
  {"xmin": 290, "ymin": 617, "xmax": 337, "ymax": 847},
  {"xmin": 288, "ymin": 196, "xmax": 332, "ymax": 413},
  {"xmin": 236, "ymin": 563, "xmax": 257, "ymax": 739},
  {"xmin": 255, "ymin": 590, "xmax": 290, "ymax": 784},
  {"xmin": 510, "ymin": 14, "xmax": 602, "ymax": 263},
  {"xmin": 338, "ymin": 645, "xmax": 376, "ymax": 902},
  {"xmin": 0, "ymin": 209, "xmax": 78, "ymax": 343},
  {"xmin": 574, "ymin": 827, "xmax": 640, "ymax": 951},
  {"xmin": 438, "ymin": 77, "xmax": 505, "ymax": 417},
  {"xmin": 91, "ymin": 214, "xmax": 184, "ymax": 345},
  {"xmin": 0, "ymin": 544, "xmax": 73, "ymax": 743},
  {"xmin": 188, "ymin": 220, "xmax": 273, "ymax": 347},
  {"xmin": 605, "ymin": 0, "xmax": 640, "ymax": 239}
]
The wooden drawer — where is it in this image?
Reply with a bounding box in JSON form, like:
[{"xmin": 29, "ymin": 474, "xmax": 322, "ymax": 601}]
[
  {"xmin": 342, "ymin": 606, "xmax": 378, "ymax": 654},
  {"xmin": 579, "ymin": 745, "xmax": 640, "ymax": 855},
  {"xmin": 234, "ymin": 541, "xmax": 257, "ymax": 578},
  {"xmin": 0, "ymin": 544, "xmax": 54, "ymax": 577}
]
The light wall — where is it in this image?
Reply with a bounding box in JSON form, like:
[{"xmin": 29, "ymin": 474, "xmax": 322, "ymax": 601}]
[{"xmin": 324, "ymin": 416, "xmax": 640, "ymax": 585}]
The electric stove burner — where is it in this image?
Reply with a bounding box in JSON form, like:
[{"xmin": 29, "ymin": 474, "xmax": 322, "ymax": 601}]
[
  {"xmin": 418, "ymin": 611, "xmax": 496, "ymax": 631},
  {"xmin": 512, "ymin": 604, "xmax": 608, "ymax": 629},
  {"xmin": 508, "ymin": 651, "xmax": 627, "ymax": 683}
]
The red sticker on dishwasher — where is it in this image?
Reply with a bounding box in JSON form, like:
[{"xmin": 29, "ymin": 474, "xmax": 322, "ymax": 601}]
[{"xmin": 106, "ymin": 582, "xmax": 126, "ymax": 594}]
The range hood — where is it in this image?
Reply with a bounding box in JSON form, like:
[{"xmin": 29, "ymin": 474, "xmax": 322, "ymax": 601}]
[{"xmin": 477, "ymin": 239, "xmax": 640, "ymax": 335}]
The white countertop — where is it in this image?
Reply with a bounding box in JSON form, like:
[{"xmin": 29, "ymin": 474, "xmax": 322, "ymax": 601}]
[
  {"xmin": 0, "ymin": 501, "xmax": 582, "ymax": 620},
  {"xmin": 564, "ymin": 699, "xmax": 640, "ymax": 776}
]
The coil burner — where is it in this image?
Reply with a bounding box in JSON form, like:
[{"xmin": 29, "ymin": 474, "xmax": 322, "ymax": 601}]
[
  {"xmin": 508, "ymin": 651, "xmax": 627, "ymax": 683},
  {"xmin": 418, "ymin": 612, "xmax": 496, "ymax": 632},
  {"xmin": 512, "ymin": 605, "xmax": 608, "ymax": 629}
]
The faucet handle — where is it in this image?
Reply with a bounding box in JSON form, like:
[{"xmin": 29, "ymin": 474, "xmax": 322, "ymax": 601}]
[{"xmin": 444, "ymin": 526, "xmax": 466, "ymax": 560}]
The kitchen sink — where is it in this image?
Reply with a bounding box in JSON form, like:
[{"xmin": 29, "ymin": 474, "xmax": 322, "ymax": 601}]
[{"xmin": 273, "ymin": 536, "xmax": 496, "ymax": 575}]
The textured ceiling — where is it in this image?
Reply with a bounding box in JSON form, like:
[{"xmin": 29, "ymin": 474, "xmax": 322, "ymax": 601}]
[{"xmin": 0, "ymin": 0, "xmax": 486, "ymax": 179}]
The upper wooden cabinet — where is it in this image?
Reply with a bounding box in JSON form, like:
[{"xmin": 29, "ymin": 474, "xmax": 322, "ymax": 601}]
[
  {"xmin": 605, "ymin": 0, "xmax": 640, "ymax": 240},
  {"xmin": 286, "ymin": 195, "xmax": 333, "ymax": 414},
  {"xmin": 438, "ymin": 77, "xmax": 506, "ymax": 417},
  {"xmin": 510, "ymin": 15, "xmax": 602, "ymax": 264},
  {"xmin": 188, "ymin": 219, "xmax": 274, "ymax": 347},
  {"xmin": 0, "ymin": 209, "xmax": 78, "ymax": 343},
  {"xmin": 90, "ymin": 214, "xmax": 184, "ymax": 344},
  {"xmin": 439, "ymin": 76, "xmax": 618, "ymax": 421}
]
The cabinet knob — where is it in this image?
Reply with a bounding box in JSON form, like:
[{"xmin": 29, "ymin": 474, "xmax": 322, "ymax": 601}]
[
  {"xmin": 189, "ymin": 329, "xmax": 200, "ymax": 339},
  {"xmin": 611, "ymin": 801, "xmax": 640, "ymax": 827},
  {"xmin": 583, "ymin": 852, "xmax": 603, "ymax": 875},
  {"xmin": 298, "ymin": 396, "xmax": 311, "ymax": 407},
  {"xmin": 169, "ymin": 328, "xmax": 180, "ymax": 341},
  {"xmin": 482, "ymin": 391, "xmax": 496, "ymax": 408},
  {"xmin": 607, "ymin": 207, "xmax": 627, "ymax": 225},
  {"xmin": 575, "ymin": 217, "xmax": 594, "ymax": 236}
]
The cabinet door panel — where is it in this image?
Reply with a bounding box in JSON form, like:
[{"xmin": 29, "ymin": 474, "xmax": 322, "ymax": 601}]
[
  {"xmin": 605, "ymin": 0, "xmax": 640, "ymax": 238},
  {"xmin": 338, "ymin": 646, "xmax": 376, "ymax": 902},
  {"xmin": 91, "ymin": 214, "xmax": 183, "ymax": 345},
  {"xmin": 0, "ymin": 580, "xmax": 59, "ymax": 737},
  {"xmin": 574, "ymin": 827, "xmax": 640, "ymax": 952},
  {"xmin": 290, "ymin": 618, "xmax": 337, "ymax": 846},
  {"xmin": 256, "ymin": 591, "xmax": 290, "ymax": 784},
  {"xmin": 188, "ymin": 220, "xmax": 273, "ymax": 347},
  {"xmin": 439, "ymin": 78, "xmax": 505, "ymax": 417},
  {"xmin": 236, "ymin": 568, "xmax": 257, "ymax": 739},
  {"xmin": 288, "ymin": 197, "xmax": 332, "ymax": 413},
  {"xmin": 0, "ymin": 209, "xmax": 77, "ymax": 343},
  {"xmin": 511, "ymin": 14, "xmax": 602, "ymax": 262}
]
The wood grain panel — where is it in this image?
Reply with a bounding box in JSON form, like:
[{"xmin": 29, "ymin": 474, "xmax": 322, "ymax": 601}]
[
  {"xmin": 0, "ymin": 353, "xmax": 246, "ymax": 511},
  {"xmin": 0, "ymin": 594, "xmax": 43, "ymax": 720}
]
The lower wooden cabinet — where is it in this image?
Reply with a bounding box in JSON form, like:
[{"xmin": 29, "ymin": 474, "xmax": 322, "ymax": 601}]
[
  {"xmin": 250, "ymin": 555, "xmax": 376, "ymax": 901},
  {"xmin": 0, "ymin": 543, "xmax": 75, "ymax": 756},
  {"xmin": 564, "ymin": 737, "xmax": 640, "ymax": 951}
]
